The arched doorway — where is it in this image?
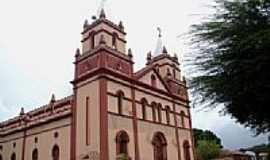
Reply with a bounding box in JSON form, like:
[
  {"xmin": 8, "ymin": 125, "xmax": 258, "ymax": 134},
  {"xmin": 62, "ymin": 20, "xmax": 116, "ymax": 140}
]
[
  {"xmin": 152, "ymin": 132, "xmax": 167, "ymax": 160},
  {"xmin": 52, "ymin": 145, "xmax": 60, "ymax": 160},
  {"xmin": 183, "ymin": 140, "xmax": 191, "ymax": 160},
  {"xmin": 115, "ymin": 130, "xmax": 130, "ymax": 156}
]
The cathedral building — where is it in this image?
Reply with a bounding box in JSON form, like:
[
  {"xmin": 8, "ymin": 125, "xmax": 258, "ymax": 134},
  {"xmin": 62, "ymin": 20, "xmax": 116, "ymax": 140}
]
[{"xmin": 0, "ymin": 8, "xmax": 195, "ymax": 160}]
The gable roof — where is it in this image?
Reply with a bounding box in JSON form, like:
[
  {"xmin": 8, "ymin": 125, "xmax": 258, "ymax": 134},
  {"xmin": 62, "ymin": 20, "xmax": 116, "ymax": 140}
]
[
  {"xmin": 134, "ymin": 65, "xmax": 171, "ymax": 93},
  {"xmin": 134, "ymin": 64, "xmax": 154, "ymax": 79}
]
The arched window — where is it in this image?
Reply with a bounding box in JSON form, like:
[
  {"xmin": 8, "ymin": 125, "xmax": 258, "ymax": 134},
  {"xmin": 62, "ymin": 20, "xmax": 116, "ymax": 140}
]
[
  {"xmin": 115, "ymin": 130, "xmax": 129, "ymax": 156},
  {"xmin": 165, "ymin": 106, "xmax": 171, "ymax": 124},
  {"xmin": 117, "ymin": 90, "xmax": 125, "ymax": 115},
  {"xmin": 32, "ymin": 148, "xmax": 38, "ymax": 160},
  {"xmin": 0, "ymin": 154, "xmax": 2, "ymax": 160},
  {"xmin": 141, "ymin": 98, "xmax": 148, "ymax": 120},
  {"xmin": 89, "ymin": 31, "xmax": 95, "ymax": 49},
  {"xmin": 112, "ymin": 32, "xmax": 118, "ymax": 49},
  {"xmin": 151, "ymin": 102, "xmax": 157, "ymax": 122},
  {"xmin": 173, "ymin": 69, "xmax": 176, "ymax": 79},
  {"xmin": 11, "ymin": 153, "xmax": 16, "ymax": 160},
  {"xmin": 151, "ymin": 75, "xmax": 157, "ymax": 87},
  {"xmin": 180, "ymin": 111, "xmax": 185, "ymax": 128},
  {"xmin": 183, "ymin": 141, "xmax": 191, "ymax": 160},
  {"xmin": 152, "ymin": 132, "xmax": 167, "ymax": 160},
  {"xmin": 157, "ymin": 103, "xmax": 162, "ymax": 123},
  {"xmin": 52, "ymin": 145, "xmax": 60, "ymax": 160}
]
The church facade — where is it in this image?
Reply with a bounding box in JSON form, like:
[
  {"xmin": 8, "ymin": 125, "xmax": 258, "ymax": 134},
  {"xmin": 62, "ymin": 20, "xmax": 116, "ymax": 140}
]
[{"xmin": 0, "ymin": 9, "xmax": 195, "ymax": 160}]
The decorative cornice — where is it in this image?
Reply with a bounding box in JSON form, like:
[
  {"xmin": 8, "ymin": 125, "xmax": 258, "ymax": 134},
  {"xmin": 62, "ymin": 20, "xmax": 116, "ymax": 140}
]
[
  {"xmin": 75, "ymin": 45, "xmax": 132, "ymax": 64},
  {"xmin": 72, "ymin": 68, "xmax": 190, "ymax": 103},
  {"xmin": 149, "ymin": 53, "xmax": 180, "ymax": 65},
  {"xmin": 81, "ymin": 29, "xmax": 127, "ymax": 43},
  {"xmin": 81, "ymin": 18, "xmax": 126, "ymax": 35},
  {"xmin": 164, "ymin": 77, "xmax": 186, "ymax": 88}
]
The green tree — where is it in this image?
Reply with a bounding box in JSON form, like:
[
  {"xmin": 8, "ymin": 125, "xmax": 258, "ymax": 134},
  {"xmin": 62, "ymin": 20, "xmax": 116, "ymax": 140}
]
[
  {"xmin": 116, "ymin": 154, "xmax": 129, "ymax": 160},
  {"xmin": 193, "ymin": 128, "xmax": 223, "ymax": 148},
  {"xmin": 196, "ymin": 140, "xmax": 221, "ymax": 160},
  {"xmin": 187, "ymin": 0, "xmax": 270, "ymax": 134}
]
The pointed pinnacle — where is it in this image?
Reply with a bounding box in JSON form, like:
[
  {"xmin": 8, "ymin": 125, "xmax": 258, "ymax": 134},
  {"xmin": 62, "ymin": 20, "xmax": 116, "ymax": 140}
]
[
  {"xmin": 119, "ymin": 21, "xmax": 124, "ymax": 30},
  {"xmin": 20, "ymin": 107, "xmax": 25, "ymax": 116},
  {"xmin": 174, "ymin": 53, "xmax": 178, "ymax": 59},
  {"xmin": 183, "ymin": 76, "xmax": 187, "ymax": 84},
  {"xmin": 50, "ymin": 94, "xmax": 56, "ymax": 103},
  {"xmin": 147, "ymin": 51, "xmax": 152, "ymax": 61},
  {"xmin": 99, "ymin": 8, "xmax": 106, "ymax": 19},
  {"xmin": 128, "ymin": 48, "xmax": 133, "ymax": 58},
  {"xmin": 75, "ymin": 48, "xmax": 81, "ymax": 58},
  {"xmin": 83, "ymin": 19, "xmax": 89, "ymax": 29},
  {"xmin": 162, "ymin": 46, "xmax": 168, "ymax": 54}
]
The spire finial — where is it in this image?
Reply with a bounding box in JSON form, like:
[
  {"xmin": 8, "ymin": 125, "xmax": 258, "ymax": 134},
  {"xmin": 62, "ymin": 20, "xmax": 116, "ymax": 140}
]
[
  {"xmin": 97, "ymin": 0, "xmax": 107, "ymax": 19},
  {"xmin": 128, "ymin": 48, "xmax": 133, "ymax": 58},
  {"xmin": 119, "ymin": 21, "xmax": 124, "ymax": 30},
  {"xmin": 99, "ymin": 8, "xmax": 106, "ymax": 19},
  {"xmin": 75, "ymin": 48, "xmax": 81, "ymax": 58},
  {"xmin": 174, "ymin": 53, "xmax": 178, "ymax": 59},
  {"xmin": 50, "ymin": 94, "xmax": 56, "ymax": 103},
  {"xmin": 162, "ymin": 46, "xmax": 168, "ymax": 54},
  {"xmin": 83, "ymin": 19, "xmax": 89, "ymax": 29},
  {"xmin": 20, "ymin": 107, "xmax": 25, "ymax": 116},
  {"xmin": 183, "ymin": 76, "xmax": 187, "ymax": 84},
  {"xmin": 146, "ymin": 51, "xmax": 152, "ymax": 65}
]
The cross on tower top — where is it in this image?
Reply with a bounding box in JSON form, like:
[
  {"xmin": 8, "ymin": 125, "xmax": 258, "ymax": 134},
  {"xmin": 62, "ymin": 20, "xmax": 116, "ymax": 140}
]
[
  {"xmin": 97, "ymin": 0, "xmax": 107, "ymax": 17},
  {"xmin": 154, "ymin": 27, "xmax": 163, "ymax": 55},
  {"xmin": 157, "ymin": 27, "xmax": 162, "ymax": 38}
]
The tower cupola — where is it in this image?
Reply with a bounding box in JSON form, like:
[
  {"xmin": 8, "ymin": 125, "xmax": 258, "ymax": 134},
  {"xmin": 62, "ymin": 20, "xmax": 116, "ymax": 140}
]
[
  {"xmin": 146, "ymin": 28, "xmax": 182, "ymax": 82},
  {"xmin": 81, "ymin": 8, "xmax": 127, "ymax": 54},
  {"xmin": 73, "ymin": 8, "xmax": 133, "ymax": 84}
]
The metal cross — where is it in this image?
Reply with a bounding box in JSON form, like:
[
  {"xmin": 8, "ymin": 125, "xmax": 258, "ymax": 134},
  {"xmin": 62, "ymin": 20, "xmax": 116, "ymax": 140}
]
[
  {"xmin": 157, "ymin": 27, "xmax": 162, "ymax": 37},
  {"xmin": 97, "ymin": 0, "xmax": 107, "ymax": 16}
]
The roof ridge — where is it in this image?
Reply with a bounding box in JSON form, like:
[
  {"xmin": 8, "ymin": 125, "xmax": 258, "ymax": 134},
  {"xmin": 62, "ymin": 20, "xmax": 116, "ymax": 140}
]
[{"xmin": 0, "ymin": 95, "xmax": 73, "ymax": 126}]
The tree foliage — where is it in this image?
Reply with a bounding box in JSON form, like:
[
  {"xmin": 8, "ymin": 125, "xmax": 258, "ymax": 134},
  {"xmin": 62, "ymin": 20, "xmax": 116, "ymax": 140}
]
[
  {"xmin": 187, "ymin": 0, "xmax": 270, "ymax": 134},
  {"xmin": 196, "ymin": 140, "xmax": 221, "ymax": 160},
  {"xmin": 193, "ymin": 128, "xmax": 223, "ymax": 148}
]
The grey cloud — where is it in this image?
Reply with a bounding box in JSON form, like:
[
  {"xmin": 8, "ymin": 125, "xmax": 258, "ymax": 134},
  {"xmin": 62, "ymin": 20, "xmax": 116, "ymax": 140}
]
[{"xmin": 215, "ymin": 122, "xmax": 268, "ymax": 149}]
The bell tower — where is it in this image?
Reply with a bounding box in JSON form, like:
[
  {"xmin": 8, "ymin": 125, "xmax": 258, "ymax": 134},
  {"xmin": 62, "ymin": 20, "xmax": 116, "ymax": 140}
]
[
  {"xmin": 146, "ymin": 30, "xmax": 188, "ymax": 100},
  {"xmin": 71, "ymin": 8, "xmax": 133, "ymax": 160},
  {"xmin": 81, "ymin": 9, "xmax": 127, "ymax": 54},
  {"xmin": 74, "ymin": 8, "xmax": 133, "ymax": 80}
]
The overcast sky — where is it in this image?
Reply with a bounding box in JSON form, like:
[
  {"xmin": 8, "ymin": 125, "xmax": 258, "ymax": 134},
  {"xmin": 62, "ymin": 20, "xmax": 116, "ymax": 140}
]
[{"xmin": 0, "ymin": 0, "xmax": 268, "ymax": 149}]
